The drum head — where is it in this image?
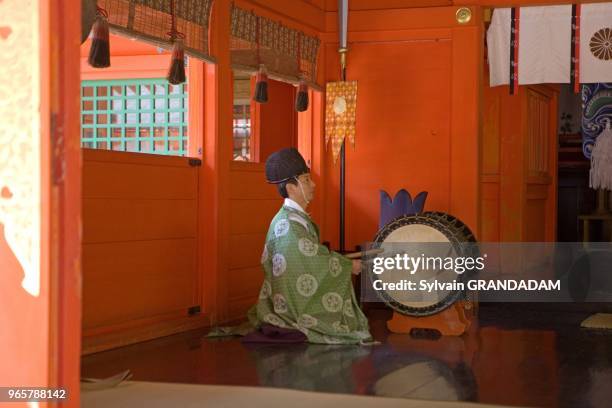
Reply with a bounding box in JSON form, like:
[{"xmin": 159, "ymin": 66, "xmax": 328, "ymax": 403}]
[{"xmin": 369, "ymin": 212, "xmax": 476, "ymax": 317}]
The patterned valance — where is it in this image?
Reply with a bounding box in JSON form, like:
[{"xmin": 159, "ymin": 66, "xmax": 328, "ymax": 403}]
[
  {"xmin": 230, "ymin": 5, "xmax": 321, "ymax": 88},
  {"xmin": 97, "ymin": 0, "xmax": 214, "ymax": 63}
]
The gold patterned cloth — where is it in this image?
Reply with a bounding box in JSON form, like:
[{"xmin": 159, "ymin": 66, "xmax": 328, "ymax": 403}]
[{"xmin": 325, "ymin": 81, "xmax": 357, "ymax": 163}]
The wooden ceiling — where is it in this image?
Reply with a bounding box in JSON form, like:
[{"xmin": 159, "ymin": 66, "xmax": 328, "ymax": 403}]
[
  {"xmin": 315, "ymin": 0, "xmax": 453, "ymax": 11},
  {"xmin": 307, "ymin": 0, "xmax": 612, "ymax": 11}
]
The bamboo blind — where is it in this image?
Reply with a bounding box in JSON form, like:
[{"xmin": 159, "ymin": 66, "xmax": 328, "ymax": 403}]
[
  {"xmin": 97, "ymin": 0, "xmax": 214, "ymax": 63},
  {"xmin": 230, "ymin": 4, "xmax": 321, "ymax": 87}
]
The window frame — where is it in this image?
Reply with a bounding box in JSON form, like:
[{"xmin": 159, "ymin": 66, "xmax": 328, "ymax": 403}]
[
  {"xmin": 80, "ymin": 78, "xmax": 189, "ymax": 156},
  {"xmin": 80, "ymin": 51, "xmax": 204, "ymax": 158}
]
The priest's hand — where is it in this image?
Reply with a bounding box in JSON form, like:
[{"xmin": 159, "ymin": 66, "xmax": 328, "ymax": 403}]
[{"xmin": 352, "ymin": 260, "xmax": 362, "ymax": 275}]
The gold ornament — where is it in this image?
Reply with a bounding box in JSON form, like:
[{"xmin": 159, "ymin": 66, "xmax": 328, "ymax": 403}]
[{"xmin": 456, "ymin": 7, "xmax": 472, "ymax": 24}]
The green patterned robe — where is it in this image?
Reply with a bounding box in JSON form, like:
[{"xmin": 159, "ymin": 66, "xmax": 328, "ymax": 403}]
[{"xmin": 248, "ymin": 204, "xmax": 372, "ymax": 344}]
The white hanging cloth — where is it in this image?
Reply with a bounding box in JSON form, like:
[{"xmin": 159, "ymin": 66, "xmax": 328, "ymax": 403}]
[
  {"xmin": 520, "ymin": 6, "xmax": 572, "ymax": 85},
  {"xmin": 487, "ymin": 3, "xmax": 612, "ymax": 87},
  {"xmin": 580, "ymin": 4, "xmax": 612, "ymax": 84},
  {"xmin": 487, "ymin": 8, "xmax": 512, "ymax": 87},
  {"xmin": 487, "ymin": 6, "xmax": 572, "ymax": 86}
]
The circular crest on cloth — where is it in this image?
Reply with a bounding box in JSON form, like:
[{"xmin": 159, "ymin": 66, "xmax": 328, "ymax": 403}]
[
  {"xmin": 274, "ymin": 219, "xmax": 290, "ymax": 237},
  {"xmin": 296, "ymin": 274, "xmax": 318, "ymax": 297},
  {"xmin": 321, "ymin": 292, "xmax": 343, "ymax": 313},
  {"xmin": 265, "ymin": 147, "xmax": 309, "ymax": 184},
  {"xmin": 273, "ymin": 294, "xmax": 288, "ymax": 314},
  {"xmin": 271, "ymin": 253, "xmax": 287, "ymax": 277},
  {"xmin": 298, "ymin": 237, "xmax": 318, "ymax": 256},
  {"xmin": 297, "ymin": 314, "xmax": 318, "ymax": 328},
  {"xmin": 329, "ymin": 257, "xmax": 342, "ymax": 277},
  {"xmin": 332, "ymin": 321, "xmax": 350, "ymax": 334}
]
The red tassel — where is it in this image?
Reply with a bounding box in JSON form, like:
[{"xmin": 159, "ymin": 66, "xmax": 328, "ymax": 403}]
[
  {"xmin": 167, "ymin": 39, "xmax": 186, "ymax": 85},
  {"xmin": 253, "ymin": 65, "xmax": 268, "ymax": 103},
  {"xmin": 88, "ymin": 10, "xmax": 110, "ymax": 68},
  {"xmin": 295, "ymin": 78, "xmax": 309, "ymax": 112}
]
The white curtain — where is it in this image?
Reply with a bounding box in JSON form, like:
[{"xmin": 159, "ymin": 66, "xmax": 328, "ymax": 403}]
[
  {"xmin": 487, "ymin": 4, "xmax": 612, "ymax": 87},
  {"xmin": 580, "ymin": 3, "xmax": 612, "ymax": 83}
]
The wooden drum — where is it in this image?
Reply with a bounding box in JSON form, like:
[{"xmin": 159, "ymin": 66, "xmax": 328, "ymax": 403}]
[{"xmin": 368, "ymin": 212, "xmax": 477, "ymax": 317}]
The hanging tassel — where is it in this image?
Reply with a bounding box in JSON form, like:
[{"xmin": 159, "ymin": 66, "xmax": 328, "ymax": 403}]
[
  {"xmin": 295, "ymin": 78, "xmax": 309, "ymax": 112},
  {"xmin": 252, "ymin": 15, "xmax": 268, "ymax": 104},
  {"xmin": 590, "ymin": 121, "xmax": 612, "ymax": 191},
  {"xmin": 253, "ymin": 64, "xmax": 269, "ymax": 103},
  {"xmin": 294, "ymin": 33, "xmax": 308, "ymax": 112},
  {"xmin": 165, "ymin": 0, "xmax": 185, "ymax": 85},
  {"xmin": 88, "ymin": 8, "xmax": 110, "ymax": 68},
  {"xmin": 167, "ymin": 38, "xmax": 186, "ymax": 85},
  {"xmin": 82, "ymin": 0, "xmax": 98, "ymax": 44}
]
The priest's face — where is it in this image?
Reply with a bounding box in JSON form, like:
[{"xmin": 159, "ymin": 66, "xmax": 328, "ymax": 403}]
[{"xmin": 288, "ymin": 173, "xmax": 315, "ymax": 206}]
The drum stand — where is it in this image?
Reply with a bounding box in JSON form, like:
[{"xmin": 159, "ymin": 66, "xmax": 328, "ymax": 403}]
[{"xmin": 387, "ymin": 301, "xmax": 476, "ymax": 336}]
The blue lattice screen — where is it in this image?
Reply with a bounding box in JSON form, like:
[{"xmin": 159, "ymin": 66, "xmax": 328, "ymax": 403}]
[{"xmin": 81, "ymin": 78, "xmax": 188, "ymax": 156}]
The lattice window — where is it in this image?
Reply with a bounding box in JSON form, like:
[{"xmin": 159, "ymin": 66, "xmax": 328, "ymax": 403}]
[
  {"xmin": 81, "ymin": 78, "xmax": 188, "ymax": 156},
  {"xmin": 233, "ymin": 104, "xmax": 251, "ymax": 161},
  {"xmin": 233, "ymin": 75, "xmax": 252, "ymax": 161}
]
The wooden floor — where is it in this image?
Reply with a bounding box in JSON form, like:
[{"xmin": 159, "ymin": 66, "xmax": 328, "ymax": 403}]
[{"xmin": 81, "ymin": 304, "xmax": 612, "ymax": 408}]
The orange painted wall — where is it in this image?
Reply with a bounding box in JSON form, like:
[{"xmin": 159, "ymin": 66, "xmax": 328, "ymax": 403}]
[
  {"xmin": 480, "ymin": 80, "xmax": 503, "ymax": 243},
  {"xmin": 79, "ymin": 33, "xmax": 209, "ymax": 352},
  {"xmin": 255, "ymin": 79, "xmax": 297, "ymax": 163},
  {"xmin": 201, "ymin": 0, "xmax": 234, "ymax": 324},
  {"xmin": 319, "ymin": 6, "xmax": 482, "ymax": 250},
  {"xmin": 81, "ymin": 34, "xmax": 170, "ymax": 80},
  {"xmin": 53, "ymin": 0, "xmax": 83, "ymax": 401},
  {"xmin": 226, "ymin": 162, "xmax": 282, "ymax": 319},
  {"xmin": 341, "ymin": 40, "xmax": 454, "ymax": 248},
  {"xmin": 481, "ymin": 73, "xmax": 558, "ymax": 243},
  {"xmin": 1, "ymin": 0, "xmax": 81, "ymax": 404}
]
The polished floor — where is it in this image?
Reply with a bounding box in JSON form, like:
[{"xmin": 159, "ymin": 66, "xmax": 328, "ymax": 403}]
[{"xmin": 81, "ymin": 304, "xmax": 612, "ymax": 408}]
